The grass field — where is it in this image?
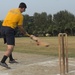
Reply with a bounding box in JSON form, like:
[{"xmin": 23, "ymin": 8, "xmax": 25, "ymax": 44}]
[{"xmin": 0, "ymin": 36, "xmax": 75, "ymax": 57}]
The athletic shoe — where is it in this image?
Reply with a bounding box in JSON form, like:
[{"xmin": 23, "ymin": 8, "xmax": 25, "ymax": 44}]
[
  {"xmin": 9, "ymin": 59, "xmax": 18, "ymax": 63},
  {"xmin": 0, "ymin": 61, "xmax": 10, "ymax": 69}
]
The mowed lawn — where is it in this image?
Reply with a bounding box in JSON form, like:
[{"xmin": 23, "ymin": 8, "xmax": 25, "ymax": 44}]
[{"xmin": 0, "ymin": 36, "xmax": 75, "ymax": 57}]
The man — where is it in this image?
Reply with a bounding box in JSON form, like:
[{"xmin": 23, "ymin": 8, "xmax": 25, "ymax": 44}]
[{"xmin": 0, "ymin": 2, "xmax": 29, "ymax": 68}]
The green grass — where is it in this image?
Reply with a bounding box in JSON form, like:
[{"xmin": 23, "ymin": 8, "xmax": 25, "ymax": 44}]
[{"xmin": 0, "ymin": 36, "xmax": 75, "ymax": 57}]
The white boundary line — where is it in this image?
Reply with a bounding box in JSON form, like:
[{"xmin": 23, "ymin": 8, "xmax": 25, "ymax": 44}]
[
  {"xmin": 25, "ymin": 59, "xmax": 58, "ymax": 67},
  {"xmin": 56, "ymin": 70, "xmax": 75, "ymax": 75},
  {"xmin": 0, "ymin": 72, "xmax": 8, "ymax": 75},
  {"xmin": 69, "ymin": 64, "xmax": 75, "ymax": 66},
  {"xmin": 25, "ymin": 59, "xmax": 75, "ymax": 67},
  {"xmin": 1, "ymin": 59, "xmax": 75, "ymax": 75},
  {"xmin": 24, "ymin": 59, "xmax": 75, "ymax": 75}
]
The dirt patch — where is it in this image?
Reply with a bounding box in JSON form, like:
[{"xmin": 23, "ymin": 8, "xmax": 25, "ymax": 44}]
[{"xmin": 0, "ymin": 51, "xmax": 75, "ymax": 75}]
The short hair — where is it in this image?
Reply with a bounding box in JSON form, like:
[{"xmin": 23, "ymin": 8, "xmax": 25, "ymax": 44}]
[{"xmin": 19, "ymin": 2, "xmax": 27, "ymax": 8}]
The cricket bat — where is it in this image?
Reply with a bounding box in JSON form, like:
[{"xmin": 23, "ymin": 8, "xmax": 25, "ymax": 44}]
[
  {"xmin": 25, "ymin": 33, "xmax": 49, "ymax": 47},
  {"xmin": 30, "ymin": 35, "xmax": 49, "ymax": 47}
]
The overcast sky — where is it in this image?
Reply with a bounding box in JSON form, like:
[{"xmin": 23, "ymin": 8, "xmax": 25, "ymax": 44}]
[{"xmin": 0, "ymin": 0, "xmax": 75, "ymax": 20}]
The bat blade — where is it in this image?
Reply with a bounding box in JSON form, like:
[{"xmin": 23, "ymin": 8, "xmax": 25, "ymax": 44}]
[{"xmin": 36, "ymin": 40, "xmax": 49, "ymax": 47}]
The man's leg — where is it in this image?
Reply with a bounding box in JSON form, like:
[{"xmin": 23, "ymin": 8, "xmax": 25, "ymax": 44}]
[
  {"xmin": 0, "ymin": 45, "xmax": 14, "ymax": 67},
  {"xmin": 9, "ymin": 54, "xmax": 18, "ymax": 63},
  {"xmin": 9, "ymin": 53, "xmax": 14, "ymax": 61}
]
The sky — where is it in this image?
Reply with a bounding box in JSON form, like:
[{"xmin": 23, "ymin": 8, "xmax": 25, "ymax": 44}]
[{"xmin": 0, "ymin": 0, "xmax": 75, "ymax": 20}]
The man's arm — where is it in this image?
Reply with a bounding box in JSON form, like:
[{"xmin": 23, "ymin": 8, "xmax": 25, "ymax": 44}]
[
  {"xmin": 18, "ymin": 25, "xmax": 39, "ymax": 42},
  {"xmin": 18, "ymin": 25, "xmax": 30, "ymax": 36},
  {"xmin": 17, "ymin": 25, "xmax": 49, "ymax": 47}
]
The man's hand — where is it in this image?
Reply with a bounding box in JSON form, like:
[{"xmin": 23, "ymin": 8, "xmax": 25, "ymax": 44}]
[{"xmin": 30, "ymin": 35, "xmax": 38, "ymax": 41}]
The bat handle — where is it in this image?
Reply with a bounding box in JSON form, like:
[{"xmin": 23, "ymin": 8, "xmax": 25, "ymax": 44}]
[{"xmin": 25, "ymin": 32, "xmax": 30, "ymax": 37}]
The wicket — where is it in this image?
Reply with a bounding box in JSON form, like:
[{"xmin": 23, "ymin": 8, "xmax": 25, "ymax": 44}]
[{"xmin": 58, "ymin": 33, "xmax": 68, "ymax": 75}]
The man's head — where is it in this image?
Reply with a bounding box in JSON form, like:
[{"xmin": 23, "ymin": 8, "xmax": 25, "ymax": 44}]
[{"xmin": 19, "ymin": 2, "xmax": 27, "ymax": 13}]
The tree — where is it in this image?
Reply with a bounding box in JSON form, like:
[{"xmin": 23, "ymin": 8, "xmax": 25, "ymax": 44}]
[{"xmin": 53, "ymin": 10, "xmax": 75, "ymax": 35}]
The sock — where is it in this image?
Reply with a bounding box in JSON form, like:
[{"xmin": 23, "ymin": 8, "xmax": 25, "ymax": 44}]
[
  {"xmin": 1, "ymin": 55, "xmax": 8, "ymax": 63},
  {"xmin": 9, "ymin": 53, "xmax": 14, "ymax": 61}
]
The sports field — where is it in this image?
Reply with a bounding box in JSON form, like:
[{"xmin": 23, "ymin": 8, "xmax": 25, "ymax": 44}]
[{"xmin": 0, "ymin": 36, "xmax": 75, "ymax": 75}]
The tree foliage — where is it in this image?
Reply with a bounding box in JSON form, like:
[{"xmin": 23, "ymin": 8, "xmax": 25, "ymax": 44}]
[{"xmin": 0, "ymin": 10, "xmax": 75, "ymax": 36}]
